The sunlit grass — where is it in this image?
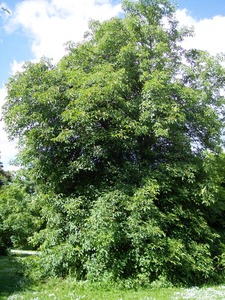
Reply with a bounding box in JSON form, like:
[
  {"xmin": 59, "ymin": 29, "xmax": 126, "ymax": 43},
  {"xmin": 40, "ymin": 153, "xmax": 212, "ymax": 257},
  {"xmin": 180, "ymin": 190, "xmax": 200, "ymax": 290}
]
[
  {"xmin": 4, "ymin": 282, "xmax": 225, "ymax": 300},
  {"xmin": 2, "ymin": 277, "xmax": 176, "ymax": 300},
  {"xmin": 1, "ymin": 254, "xmax": 225, "ymax": 300}
]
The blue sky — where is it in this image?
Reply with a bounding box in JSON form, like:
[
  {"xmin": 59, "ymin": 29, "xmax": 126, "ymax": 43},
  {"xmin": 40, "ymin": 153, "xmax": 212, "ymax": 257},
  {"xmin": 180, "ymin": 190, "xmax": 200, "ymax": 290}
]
[
  {"xmin": 177, "ymin": 0, "xmax": 225, "ymax": 19},
  {"xmin": 1, "ymin": 0, "xmax": 225, "ymax": 170}
]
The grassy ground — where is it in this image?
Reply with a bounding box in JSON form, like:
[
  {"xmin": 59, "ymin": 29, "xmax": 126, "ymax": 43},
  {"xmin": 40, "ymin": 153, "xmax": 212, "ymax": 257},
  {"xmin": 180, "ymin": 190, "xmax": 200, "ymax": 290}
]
[
  {"xmin": 0, "ymin": 255, "xmax": 25, "ymax": 298},
  {"xmin": 1, "ymin": 254, "xmax": 225, "ymax": 300}
]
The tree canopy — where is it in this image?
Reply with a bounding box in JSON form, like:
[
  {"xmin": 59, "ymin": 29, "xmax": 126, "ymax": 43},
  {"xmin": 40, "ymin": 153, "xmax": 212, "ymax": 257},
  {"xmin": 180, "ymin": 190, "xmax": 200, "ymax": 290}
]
[{"xmin": 2, "ymin": 0, "xmax": 225, "ymax": 286}]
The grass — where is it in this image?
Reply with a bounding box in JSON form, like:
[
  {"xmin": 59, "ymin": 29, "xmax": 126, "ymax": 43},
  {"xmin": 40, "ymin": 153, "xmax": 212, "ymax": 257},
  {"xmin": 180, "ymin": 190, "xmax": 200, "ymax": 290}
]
[
  {"xmin": 1, "ymin": 254, "xmax": 225, "ymax": 300},
  {"xmin": 0, "ymin": 276, "xmax": 176, "ymax": 300},
  {"xmin": 0, "ymin": 255, "xmax": 26, "ymax": 297}
]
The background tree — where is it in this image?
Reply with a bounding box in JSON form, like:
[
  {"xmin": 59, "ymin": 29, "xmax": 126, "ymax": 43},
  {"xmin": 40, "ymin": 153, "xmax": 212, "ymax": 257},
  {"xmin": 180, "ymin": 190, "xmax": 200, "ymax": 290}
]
[
  {"xmin": 0, "ymin": 169, "xmax": 43, "ymax": 255},
  {"xmin": 0, "ymin": 159, "xmax": 10, "ymax": 188},
  {"xmin": 0, "ymin": 156, "xmax": 11, "ymax": 254},
  {"xmin": 2, "ymin": 0, "xmax": 225, "ymax": 285}
]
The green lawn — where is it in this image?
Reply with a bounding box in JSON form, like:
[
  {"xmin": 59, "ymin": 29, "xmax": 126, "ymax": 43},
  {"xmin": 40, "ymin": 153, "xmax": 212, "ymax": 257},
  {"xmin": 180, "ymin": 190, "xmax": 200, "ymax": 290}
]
[{"xmin": 1, "ymin": 254, "xmax": 225, "ymax": 300}]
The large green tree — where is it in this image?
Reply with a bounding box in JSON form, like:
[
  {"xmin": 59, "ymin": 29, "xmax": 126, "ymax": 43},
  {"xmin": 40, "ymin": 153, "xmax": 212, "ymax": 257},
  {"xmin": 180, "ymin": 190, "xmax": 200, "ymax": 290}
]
[{"xmin": 3, "ymin": 0, "xmax": 225, "ymax": 285}]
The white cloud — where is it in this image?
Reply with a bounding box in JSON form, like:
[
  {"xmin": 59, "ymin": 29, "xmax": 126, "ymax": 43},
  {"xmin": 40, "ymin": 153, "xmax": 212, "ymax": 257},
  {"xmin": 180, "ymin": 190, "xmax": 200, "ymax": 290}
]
[
  {"xmin": 176, "ymin": 9, "xmax": 196, "ymax": 28},
  {"xmin": 6, "ymin": 0, "xmax": 122, "ymax": 62},
  {"xmin": 177, "ymin": 9, "xmax": 225, "ymax": 55},
  {"xmin": 10, "ymin": 59, "xmax": 25, "ymax": 75}
]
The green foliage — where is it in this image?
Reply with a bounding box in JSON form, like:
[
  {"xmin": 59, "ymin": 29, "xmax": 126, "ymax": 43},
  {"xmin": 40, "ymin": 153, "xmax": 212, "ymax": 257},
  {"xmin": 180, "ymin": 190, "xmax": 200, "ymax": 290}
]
[
  {"xmin": 0, "ymin": 171, "xmax": 43, "ymax": 254},
  {"xmin": 0, "ymin": 158, "xmax": 11, "ymax": 254},
  {"xmin": 0, "ymin": 160, "xmax": 11, "ymax": 189},
  {"xmin": 2, "ymin": 0, "xmax": 225, "ymax": 286}
]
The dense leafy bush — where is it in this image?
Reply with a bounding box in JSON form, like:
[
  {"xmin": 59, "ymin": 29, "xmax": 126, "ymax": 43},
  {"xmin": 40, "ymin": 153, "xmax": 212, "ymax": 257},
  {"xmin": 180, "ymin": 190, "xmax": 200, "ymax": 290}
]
[{"xmin": 26, "ymin": 156, "xmax": 225, "ymax": 285}]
